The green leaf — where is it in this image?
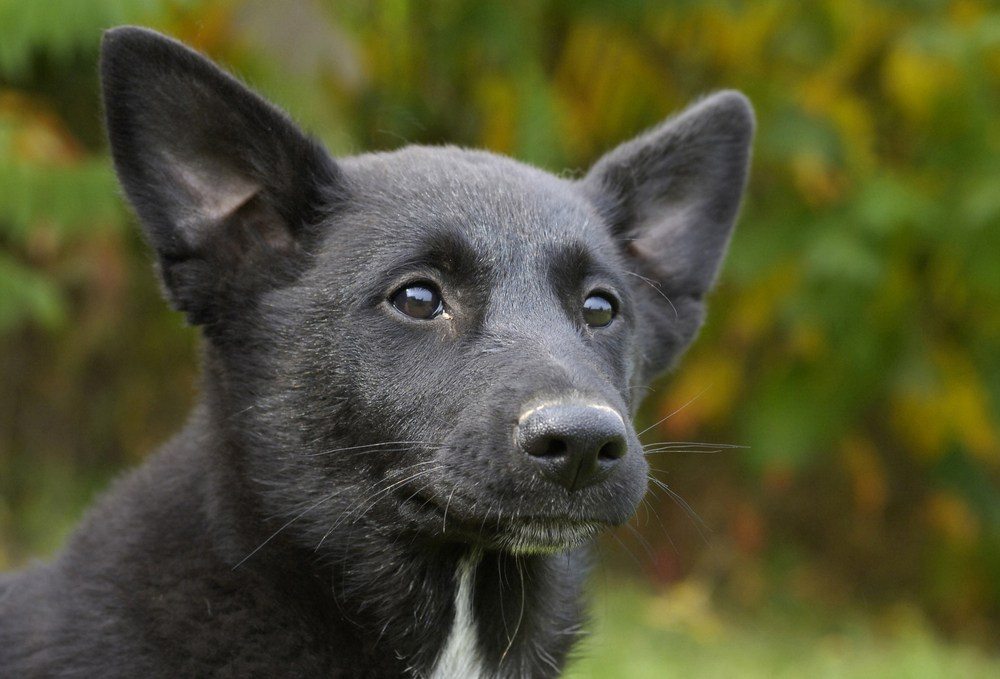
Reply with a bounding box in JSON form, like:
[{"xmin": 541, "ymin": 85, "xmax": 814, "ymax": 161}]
[{"xmin": 0, "ymin": 252, "xmax": 65, "ymax": 330}]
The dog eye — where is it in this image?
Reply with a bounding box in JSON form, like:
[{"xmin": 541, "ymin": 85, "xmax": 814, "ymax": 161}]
[
  {"xmin": 390, "ymin": 283, "xmax": 443, "ymax": 320},
  {"xmin": 582, "ymin": 293, "xmax": 616, "ymax": 328}
]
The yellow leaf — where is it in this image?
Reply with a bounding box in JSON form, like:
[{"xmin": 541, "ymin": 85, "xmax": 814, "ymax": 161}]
[
  {"xmin": 0, "ymin": 92, "xmax": 83, "ymax": 166},
  {"xmin": 882, "ymin": 44, "xmax": 961, "ymax": 123},
  {"xmin": 926, "ymin": 491, "xmax": 979, "ymax": 547},
  {"xmin": 791, "ymin": 152, "xmax": 846, "ymax": 206},
  {"xmin": 840, "ymin": 435, "xmax": 888, "ymax": 515},
  {"xmin": 729, "ymin": 262, "xmax": 800, "ymax": 345},
  {"xmin": 789, "ymin": 320, "xmax": 827, "ymax": 360},
  {"xmin": 475, "ymin": 76, "xmax": 517, "ymax": 153},
  {"xmin": 890, "ymin": 348, "xmax": 1000, "ymax": 463},
  {"xmin": 891, "ymin": 386, "xmax": 947, "ymax": 461},
  {"xmin": 935, "ymin": 350, "xmax": 1000, "ymax": 463}
]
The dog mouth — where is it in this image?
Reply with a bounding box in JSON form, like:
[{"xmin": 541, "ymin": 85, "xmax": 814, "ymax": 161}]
[
  {"xmin": 493, "ymin": 518, "xmax": 605, "ymax": 554},
  {"xmin": 399, "ymin": 489, "xmax": 610, "ymax": 554}
]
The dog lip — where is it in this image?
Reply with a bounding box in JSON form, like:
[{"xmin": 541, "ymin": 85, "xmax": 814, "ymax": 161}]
[
  {"xmin": 506, "ymin": 516, "xmax": 605, "ymax": 527},
  {"xmin": 399, "ymin": 487, "xmax": 617, "ymax": 554},
  {"xmin": 406, "ymin": 491, "xmax": 609, "ymax": 527},
  {"xmin": 498, "ymin": 517, "xmax": 606, "ymax": 554},
  {"xmin": 400, "ymin": 486, "xmax": 625, "ymax": 552},
  {"xmin": 406, "ymin": 487, "xmax": 614, "ymax": 527}
]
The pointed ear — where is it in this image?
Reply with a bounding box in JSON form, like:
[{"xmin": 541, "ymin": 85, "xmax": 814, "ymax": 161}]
[
  {"xmin": 584, "ymin": 90, "xmax": 754, "ymax": 297},
  {"xmin": 101, "ymin": 27, "xmax": 342, "ymax": 325},
  {"xmin": 582, "ymin": 91, "xmax": 754, "ymax": 379}
]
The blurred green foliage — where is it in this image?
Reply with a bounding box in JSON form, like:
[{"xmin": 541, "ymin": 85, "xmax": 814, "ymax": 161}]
[{"xmin": 1, "ymin": 0, "xmax": 998, "ymax": 653}]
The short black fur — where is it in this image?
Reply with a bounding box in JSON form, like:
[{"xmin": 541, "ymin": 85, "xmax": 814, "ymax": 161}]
[{"xmin": 0, "ymin": 27, "xmax": 753, "ymax": 678}]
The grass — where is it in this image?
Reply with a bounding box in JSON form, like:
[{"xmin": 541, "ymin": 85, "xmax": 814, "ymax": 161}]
[{"xmin": 566, "ymin": 580, "xmax": 1000, "ymax": 679}]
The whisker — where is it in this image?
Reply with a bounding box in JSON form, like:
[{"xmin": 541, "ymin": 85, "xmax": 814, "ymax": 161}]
[
  {"xmin": 312, "ymin": 462, "xmax": 443, "ymax": 551},
  {"xmin": 335, "ymin": 446, "xmax": 447, "ymax": 462},
  {"xmin": 499, "ymin": 555, "xmax": 526, "ymax": 667},
  {"xmin": 623, "ymin": 523, "xmax": 656, "ymax": 564},
  {"xmin": 637, "ymin": 495, "xmax": 671, "ymax": 545},
  {"xmin": 498, "ymin": 554, "xmax": 509, "ymax": 641},
  {"xmin": 643, "ymin": 441, "xmax": 747, "ymax": 450},
  {"xmin": 645, "ymin": 448, "xmax": 726, "ymax": 455},
  {"xmin": 304, "ymin": 440, "xmax": 442, "ymax": 458},
  {"xmin": 647, "ymin": 476, "xmax": 709, "ymax": 543},
  {"xmin": 233, "ymin": 488, "xmax": 347, "ymax": 570},
  {"xmin": 479, "ymin": 502, "xmax": 493, "ymax": 539},
  {"xmin": 625, "ymin": 270, "xmax": 678, "ymax": 320},
  {"xmin": 400, "ymin": 477, "xmax": 438, "ymax": 510},
  {"xmin": 637, "ymin": 386, "xmax": 712, "ymax": 437},
  {"xmin": 643, "ymin": 439, "xmax": 746, "ymax": 457},
  {"xmin": 328, "ymin": 464, "xmax": 443, "ymax": 535},
  {"xmin": 607, "ymin": 529, "xmax": 642, "ymax": 569},
  {"xmin": 442, "ymin": 487, "xmax": 458, "ymax": 534}
]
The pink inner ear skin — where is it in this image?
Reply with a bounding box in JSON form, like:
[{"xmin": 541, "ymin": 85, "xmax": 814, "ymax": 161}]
[{"xmin": 168, "ymin": 151, "xmax": 261, "ymax": 231}]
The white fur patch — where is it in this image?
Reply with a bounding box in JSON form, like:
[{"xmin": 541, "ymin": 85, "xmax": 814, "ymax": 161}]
[{"xmin": 428, "ymin": 552, "xmax": 491, "ymax": 679}]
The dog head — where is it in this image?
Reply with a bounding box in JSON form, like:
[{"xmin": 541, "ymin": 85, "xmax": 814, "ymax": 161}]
[{"xmin": 101, "ymin": 28, "xmax": 753, "ymax": 556}]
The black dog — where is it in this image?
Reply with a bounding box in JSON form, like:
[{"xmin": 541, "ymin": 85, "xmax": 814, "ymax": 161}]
[{"xmin": 0, "ymin": 27, "xmax": 753, "ymax": 678}]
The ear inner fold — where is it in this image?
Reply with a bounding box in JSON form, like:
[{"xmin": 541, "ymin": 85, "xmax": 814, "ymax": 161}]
[{"xmin": 100, "ymin": 26, "xmax": 341, "ymax": 324}]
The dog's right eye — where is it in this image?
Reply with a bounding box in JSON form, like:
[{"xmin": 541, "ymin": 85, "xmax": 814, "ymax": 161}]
[{"xmin": 390, "ymin": 283, "xmax": 443, "ymax": 320}]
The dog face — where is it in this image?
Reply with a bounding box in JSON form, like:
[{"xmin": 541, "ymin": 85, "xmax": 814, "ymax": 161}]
[{"xmin": 101, "ymin": 28, "xmax": 753, "ymax": 556}]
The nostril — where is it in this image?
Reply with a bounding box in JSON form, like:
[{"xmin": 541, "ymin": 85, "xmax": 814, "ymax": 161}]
[
  {"xmin": 544, "ymin": 438, "xmax": 568, "ymax": 457},
  {"xmin": 598, "ymin": 438, "xmax": 626, "ymax": 461},
  {"xmin": 523, "ymin": 436, "xmax": 568, "ymax": 458}
]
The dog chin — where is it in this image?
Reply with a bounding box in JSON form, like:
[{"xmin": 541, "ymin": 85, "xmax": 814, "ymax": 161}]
[{"xmin": 494, "ymin": 519, "xmax": 605, "ymax": 555}]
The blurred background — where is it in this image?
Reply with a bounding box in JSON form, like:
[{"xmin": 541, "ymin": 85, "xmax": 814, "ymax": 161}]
[{"xmin": 1, "ymin": 0, "xmax": 998, "ymax": 675}]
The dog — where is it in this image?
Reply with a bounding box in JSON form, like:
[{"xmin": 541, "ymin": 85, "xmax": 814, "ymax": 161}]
[{"xmin": 0, "ymin": 26, "xmax": 753, "ymax": 678}]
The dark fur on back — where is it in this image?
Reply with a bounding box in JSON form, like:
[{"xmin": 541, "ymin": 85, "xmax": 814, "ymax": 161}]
[{"xmin": 0, "ymin": 27, "xmax": 753, "ymax": 678}]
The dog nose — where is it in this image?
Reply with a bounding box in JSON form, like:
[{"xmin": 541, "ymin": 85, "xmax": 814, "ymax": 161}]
[{"xmin": 516, "ymin": 403, "xmax": 628, "ymax": 492}]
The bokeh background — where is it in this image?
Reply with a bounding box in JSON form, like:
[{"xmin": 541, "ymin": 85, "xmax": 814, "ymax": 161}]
[{"xmin": 1, "ymin": 0, "xmax": 998, "ymax": 675}]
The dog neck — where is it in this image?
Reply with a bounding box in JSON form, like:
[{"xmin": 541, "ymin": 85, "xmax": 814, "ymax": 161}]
[
  {"xmin": 316, "ymin": 534, "xmax": 587, "ymax": 677},
  {"xmin": 429, "ymin": 551, "xmax": 487, "ymax": 679},
  {"xmin": 425, "ymin": 548, "xmax": 587, "ymax": 679}
]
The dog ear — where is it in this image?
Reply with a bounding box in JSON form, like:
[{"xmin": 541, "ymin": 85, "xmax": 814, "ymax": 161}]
[
  {"xmin": 582, "ymin": 91, "xmax": 754, "ymax": 379},
  {"xmin": 101, "ymin": 27, "xmax": 341, "ymax": 325}
]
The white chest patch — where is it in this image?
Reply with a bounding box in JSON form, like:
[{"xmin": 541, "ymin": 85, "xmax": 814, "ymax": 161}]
[{"xmin": 428, "ymin": 553, "xmax": 491, "ymax": 679}]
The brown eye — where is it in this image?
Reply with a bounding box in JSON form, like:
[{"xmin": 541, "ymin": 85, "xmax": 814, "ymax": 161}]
[
  {"xmin": 390, "ymin": 283, "xmax": 443, "ymax": 320},
  {"xmin": 582, "ymin": 293, "xmax": 615, "ymax": 327}
]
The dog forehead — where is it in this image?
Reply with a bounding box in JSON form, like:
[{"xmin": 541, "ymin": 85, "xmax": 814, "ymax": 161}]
[{"xmin": 338, "ymin": 146, "xmax": 603, "ymax": 251}]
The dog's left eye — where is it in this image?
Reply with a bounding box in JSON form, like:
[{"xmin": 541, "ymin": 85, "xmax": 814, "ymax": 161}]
[
  {"xmin": 582, "ymin": 293, "xmax": 616, "ymax": 327},
  {"xmin": 390, "ymin": 283, "xmax": 444, "ymax": 320}
]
